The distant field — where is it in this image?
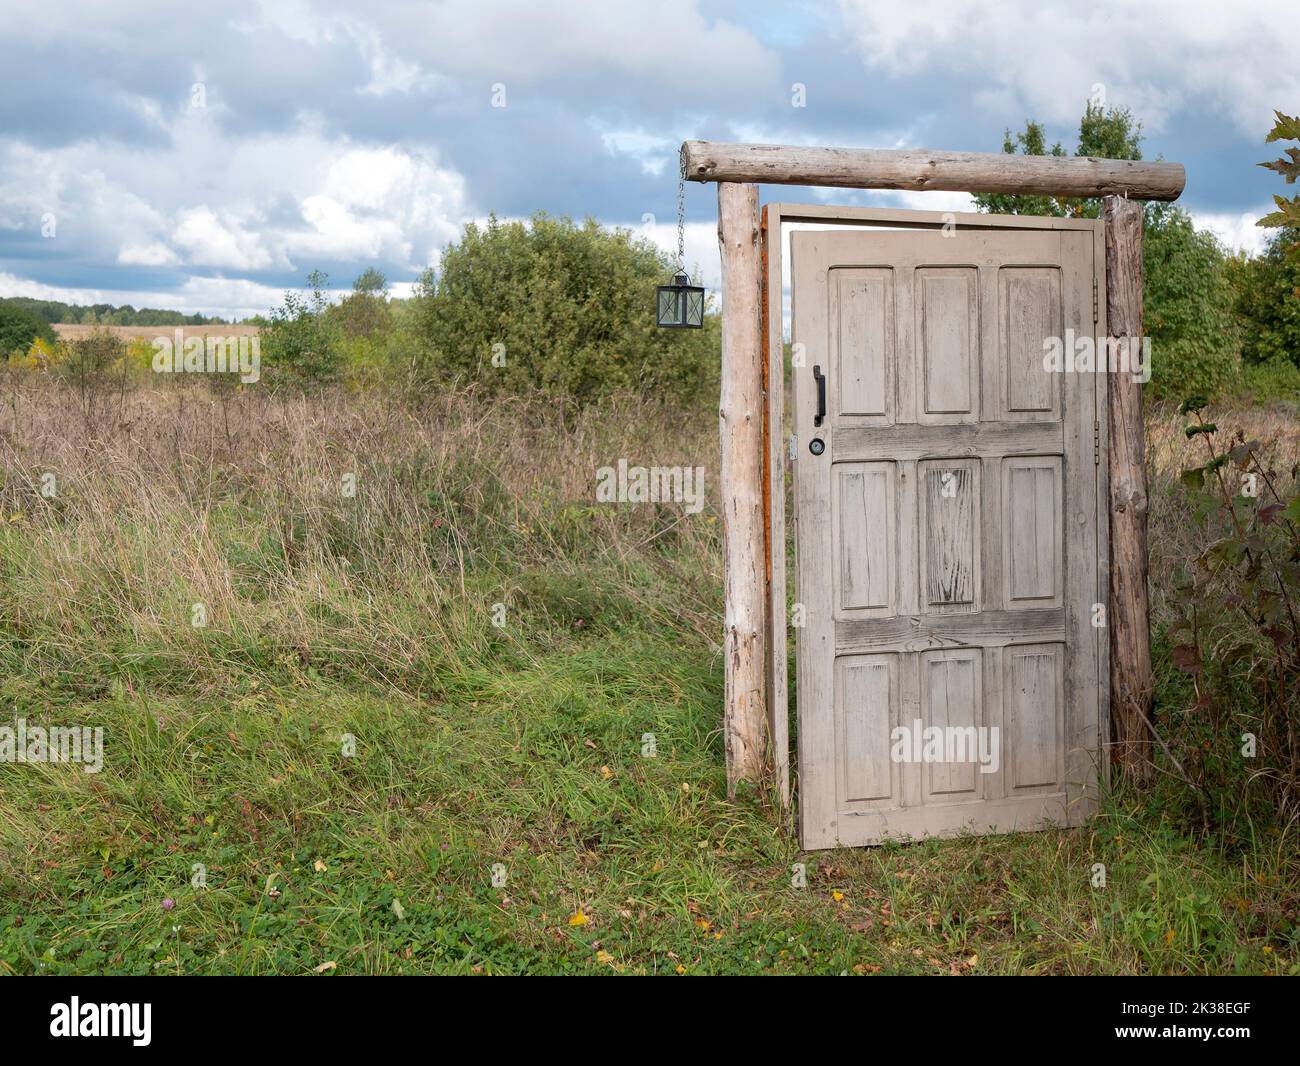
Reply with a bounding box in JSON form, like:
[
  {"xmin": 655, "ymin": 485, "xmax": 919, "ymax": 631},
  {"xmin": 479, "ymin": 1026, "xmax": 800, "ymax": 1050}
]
[{"xmin": 52, "ymin": 323, "xmax": 260, "ymax": 342}]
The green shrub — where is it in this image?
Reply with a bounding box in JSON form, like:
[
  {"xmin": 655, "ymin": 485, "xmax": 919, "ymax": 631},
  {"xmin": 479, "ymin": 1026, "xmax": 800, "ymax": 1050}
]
[
  {"xmin": 1230, "ymin": 228, "xmax": 1300, "ymax": 370},
  {"xmin": 411, "ymin": 213, "xmax": 720, "ymax": 406},
  {"xmin": 1143, "ymin": 204, "xmax": 1239, "ymax": 400},
  {"xmin": 0, "ymin": 302, "xmax": 57, "ymax": 356},
  {"xmin": 1231, "ymin": 355, "xmax": 1300, "ymax": 405},
  {"xmin": 261, "ymin": 270, "xmax": 341, "ymax": 385},
  {"xmin": 331, "ymin": 268, "xmax": 393, "ymax": 340}
]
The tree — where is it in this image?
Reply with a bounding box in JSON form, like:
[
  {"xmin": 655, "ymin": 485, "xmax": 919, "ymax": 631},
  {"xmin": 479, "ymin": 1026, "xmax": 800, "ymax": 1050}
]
[
  {"xmin": 1142, "ymin": 203, "xmax": 1239, "ymax": 398},
  {"xmin": 262, "ymin": 270, "xmax": 341, "ymax": 385},
  {"xmin": 0, "ymin": 302, "xmax": 57, "ymax": 356},
  {"xmin": 332, "ymin": 268, "xmax": 392, "ymax": 339},
  {"xmin": 975, "ymin": 102, "xmax": 1238, "ymax": 400},
  {"xmin": 1230, "ymin": 227, "xmax": 1300, "ymax": 369},
  {"xmin": 973, "ymin": 121, "xmax": 1067, "ymax": 217},
  {"xmin": 974, "ymin": 102, "xmax": 1142, "ymax": 218},
  {"xmin": 412, "ymin": 213, "xmax": 719, "ymax": 405}
]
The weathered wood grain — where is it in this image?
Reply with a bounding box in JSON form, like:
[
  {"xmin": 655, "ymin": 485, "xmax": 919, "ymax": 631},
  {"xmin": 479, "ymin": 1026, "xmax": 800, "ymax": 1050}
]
[
  {"xmin": 792, "ymin": 223, "xmax": 1105, "ymax": 848},
  {"xmin": 683, "ymin": 141, "xmax": 1186, "ymax": 201},
  {"xmin": 718, "ymin": 182, "xmax": 767, "ymax": 798},
  {"xmin": 1102, "ymin": 195, "xmax": 1155, "ymax": 785},
  {"xmin": 759, "ymin": 205, "xmax": 790, "ymax": 810}
]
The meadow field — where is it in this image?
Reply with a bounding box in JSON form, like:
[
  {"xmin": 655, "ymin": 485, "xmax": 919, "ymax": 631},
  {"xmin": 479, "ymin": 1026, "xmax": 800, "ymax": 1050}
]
[
  {"xmin": 51, "ymin": 324, "xmax": 261, "ymax": 343},
  {"xmin": 0, "ymin": 374, "xmax": 1295, "ymax": 976}
]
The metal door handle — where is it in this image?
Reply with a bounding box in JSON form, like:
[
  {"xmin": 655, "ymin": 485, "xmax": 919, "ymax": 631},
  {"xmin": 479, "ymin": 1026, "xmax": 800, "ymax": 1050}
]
[{"xmin": 813, "ymin": 364, "xmax": 826, "ymax": 427}]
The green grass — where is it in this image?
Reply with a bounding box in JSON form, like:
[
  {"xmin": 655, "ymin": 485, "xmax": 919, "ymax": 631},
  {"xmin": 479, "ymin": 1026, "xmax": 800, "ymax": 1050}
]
[
  {"xmin": 0, "ymin": 382, "xmax": 1295, "ymax": 975},
  {"xmin": 2, "ymin": 624, "xmax": 1294, "ymax": 975}
]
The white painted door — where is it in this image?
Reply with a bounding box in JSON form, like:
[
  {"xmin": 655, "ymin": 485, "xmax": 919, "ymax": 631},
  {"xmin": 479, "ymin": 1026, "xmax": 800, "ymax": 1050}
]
[{"xmin": 791, "ymin": 218, "xmax": 1108, "ymax": 850}]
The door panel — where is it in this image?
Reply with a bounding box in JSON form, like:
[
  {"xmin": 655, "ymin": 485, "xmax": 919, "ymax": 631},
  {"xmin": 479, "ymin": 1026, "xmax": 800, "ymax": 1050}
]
[
  {"xmin": 834, "ymin": 462, "xmax": 897, "ymax": 615},
  {"xmin": 836, "ymin": 653, "xmax": 898, "ymax": 806},
  {"xmin": 792, "ymin": 221, "xmax": 1106, "ymax": 849},
  {"xmin": 916, "ymin": 267, "xmax": 979, "ymax": 423},
  {"xmin": 833, "ymin": 268, "xmax": 894, "ymax": 421}
]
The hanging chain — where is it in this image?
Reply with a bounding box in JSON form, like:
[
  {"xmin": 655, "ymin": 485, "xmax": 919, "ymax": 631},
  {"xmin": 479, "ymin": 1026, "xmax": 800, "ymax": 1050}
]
[{"xmin": 675, "ymin": 146, "xmax": 686, "ymax": 276}]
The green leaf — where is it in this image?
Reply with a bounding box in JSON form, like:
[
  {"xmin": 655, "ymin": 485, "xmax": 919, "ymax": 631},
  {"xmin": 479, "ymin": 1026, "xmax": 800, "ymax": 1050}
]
[
  {"xmin": 1180, "ymin": 467, "xmax": 1205, "ymax": 489},
  {"xmin": 1264, "ymin": 111, "xmax": 1300, "ymax": 143},
  {"xmin": 1260, "ymin": 158, "xmax": 1300, "ymax": 183}
]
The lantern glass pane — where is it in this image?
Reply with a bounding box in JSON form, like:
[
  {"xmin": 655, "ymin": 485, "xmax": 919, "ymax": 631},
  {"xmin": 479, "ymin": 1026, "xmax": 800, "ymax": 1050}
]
[
  {"xmin": 686, "ymin": 290, "xmax": 704, "ymax": 327},
  {"xmin": 657, "ymin": 288, "xmax": 682, "ymax": 326}
]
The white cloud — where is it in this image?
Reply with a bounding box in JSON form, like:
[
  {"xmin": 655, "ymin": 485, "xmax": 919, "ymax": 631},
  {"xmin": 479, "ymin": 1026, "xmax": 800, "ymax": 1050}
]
[
  {"xmin": 630, "ymin": 218, "xmax": 721, "ymax": 292},
  {"xmin": 117, "ymin": 241, "xmax": 180, "ymax": 267},
  {"xmin": 835, "ymin": 0, "xmax": 1300, "ymax": 137},
  {"xmin": 174, "ymin": 207, "xmax": 276, "ymax": 271},
  {"xmin": 1190, "ymin": 209, "xmax": 1273, "ymax": 257},
  {"xmin": 284, "ymin": 146, "xmax": 467, "ymax": 267},
  {"xmin": 351, "ymin": 0, "xmax": 780, "ymax": 100},
  {"xmin": 0, "ymin": 116, "xmax": 471, "ymax": 282}
]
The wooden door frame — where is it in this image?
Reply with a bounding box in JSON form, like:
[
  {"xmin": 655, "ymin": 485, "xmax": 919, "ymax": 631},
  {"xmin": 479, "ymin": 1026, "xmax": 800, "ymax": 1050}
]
[
  {"xmin": 762, "ymin": 203, "xmax": 1111, "ymax": 821},
  {"xmin": 702, "ymin": 139, "xmax": 1177, "ymax": 813}
]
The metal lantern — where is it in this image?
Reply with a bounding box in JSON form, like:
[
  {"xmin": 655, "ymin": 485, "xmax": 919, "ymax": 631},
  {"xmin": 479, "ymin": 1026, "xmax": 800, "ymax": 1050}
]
[{"xmin": 656, "ymin": 271, "xmax": 705, "ymax": 329}]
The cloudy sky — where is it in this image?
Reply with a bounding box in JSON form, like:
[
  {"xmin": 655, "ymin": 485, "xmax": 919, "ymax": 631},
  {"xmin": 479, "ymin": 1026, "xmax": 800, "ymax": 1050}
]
[{"xmin": 0, "ymin": 0, "xmax": 1295, "ymax": 319}]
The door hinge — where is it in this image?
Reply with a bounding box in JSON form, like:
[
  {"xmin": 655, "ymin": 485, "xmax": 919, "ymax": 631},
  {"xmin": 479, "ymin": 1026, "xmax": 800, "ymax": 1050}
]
[
  {"xmin": 789, "ymin": 433, "xmax": 798, "ymax": 462},
  {"xmin": 1094, "ymin": 419, "xmax": 1101, "ymax": 465}
]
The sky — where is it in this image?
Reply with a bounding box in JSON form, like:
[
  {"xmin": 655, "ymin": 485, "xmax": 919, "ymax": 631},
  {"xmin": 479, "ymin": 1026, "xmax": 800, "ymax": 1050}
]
[{"xmin": 0, "ymin": 0, "xmax": 1296, "ymax": 319}]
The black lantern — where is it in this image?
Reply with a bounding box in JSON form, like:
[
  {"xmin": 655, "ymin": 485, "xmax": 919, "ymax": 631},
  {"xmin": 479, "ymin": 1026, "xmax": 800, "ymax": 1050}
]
[{"xmin": 656, "ymin": 271, "xmax": 705, "ymax": 329}]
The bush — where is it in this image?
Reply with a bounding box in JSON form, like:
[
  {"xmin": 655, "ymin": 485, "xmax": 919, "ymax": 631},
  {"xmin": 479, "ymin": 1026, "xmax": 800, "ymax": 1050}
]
[
  {"xmin": 1143, "ymin": 204, "xmax": 1240, "ymax": 400},
  {"xmin": 412, "ymin": 213, "xmax": 720, "ymax": 406},
  {"xmin": 1160, "ymin": 399, "xmax": 1300, "ymax": 833},
  {"xmin": 56, "ymin": 326, "xmax": 127, "ymax": 421},
  {"xmin": 1231, "ymin": 355, "xmax": 1300, "ymax": 406},
  {"xmin": 261, "ymin": 270, "xmax": 341, "ymax": 385},
  {"xmin": 1229, "ymin": 228, "xmax": 1300, "ymax": 370},
  {"xmin": 0, "ymin": 302, "xmax": 57, "ymax": 356},
  {"xmin": 332, "ymin": 268, "xmax": 393, "ymax": 340}
]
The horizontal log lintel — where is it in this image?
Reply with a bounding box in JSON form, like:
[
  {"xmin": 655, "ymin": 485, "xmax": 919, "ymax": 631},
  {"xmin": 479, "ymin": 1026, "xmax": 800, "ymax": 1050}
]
[{"xmin": 682, "ymin": 141, "xmax": 1184, "ymax": 201}]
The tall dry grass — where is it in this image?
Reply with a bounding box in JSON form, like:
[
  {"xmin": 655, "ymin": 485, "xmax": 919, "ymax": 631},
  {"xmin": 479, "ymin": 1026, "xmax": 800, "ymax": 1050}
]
[{"xmin": 0, "ymin": 376, "xmax": 721, "ymax": 702}]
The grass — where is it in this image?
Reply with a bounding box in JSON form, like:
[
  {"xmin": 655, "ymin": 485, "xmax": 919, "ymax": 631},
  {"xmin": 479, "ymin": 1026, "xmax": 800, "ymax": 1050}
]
[{"xmin": 0, "ymin": 377, "xmax": 1296, "ymax": 975}]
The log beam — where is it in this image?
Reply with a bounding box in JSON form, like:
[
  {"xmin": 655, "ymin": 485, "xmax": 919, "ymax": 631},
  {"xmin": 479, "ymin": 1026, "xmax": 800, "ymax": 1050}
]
[
  {"xmin": 717, "ymin": 181, "xmax": 767, "ymax": 798},
  {"xmin": 1103, "ymin": 195, "xmax": 1155, "ymax": 785},
  {"xmin": 683, "ymin": 141, "xmax": 1185, "ymax": 201}
]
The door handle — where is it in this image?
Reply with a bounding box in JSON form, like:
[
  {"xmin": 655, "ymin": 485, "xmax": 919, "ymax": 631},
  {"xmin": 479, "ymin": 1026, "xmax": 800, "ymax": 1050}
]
[{"xmin": 813, "ymin": 364, "xmax": 826, "ymax": 427}]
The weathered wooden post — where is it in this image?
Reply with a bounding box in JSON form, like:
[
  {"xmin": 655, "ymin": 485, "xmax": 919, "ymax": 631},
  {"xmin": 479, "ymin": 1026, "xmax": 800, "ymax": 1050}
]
[
  {"xmin": 717, "ymin": 181, "xmax": 766, "ymax": 796},
  {"xmin": 1103, "ymin": 194, "xmax": 1155, "ymax": 784}
]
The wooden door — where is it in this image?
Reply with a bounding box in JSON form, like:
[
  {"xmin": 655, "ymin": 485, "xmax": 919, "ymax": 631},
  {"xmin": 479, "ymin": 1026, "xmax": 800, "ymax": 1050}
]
[{"xmin": 791, "ymin": 219, "xmax": 1107, "ymax": 850}]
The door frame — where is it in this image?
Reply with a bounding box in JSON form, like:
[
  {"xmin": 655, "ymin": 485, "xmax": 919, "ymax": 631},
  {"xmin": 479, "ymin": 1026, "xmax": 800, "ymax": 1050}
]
[{"xmin": 761, "ymin": 203, "xmax": 1111, "ymax": 846}]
